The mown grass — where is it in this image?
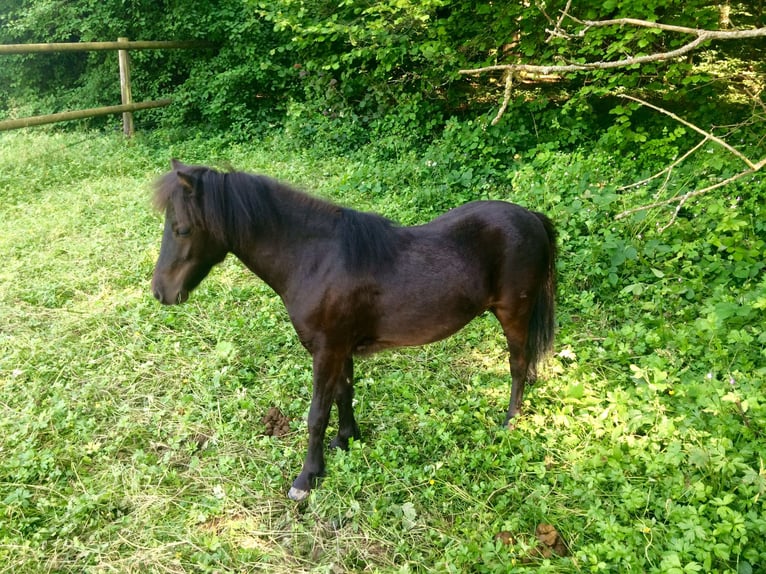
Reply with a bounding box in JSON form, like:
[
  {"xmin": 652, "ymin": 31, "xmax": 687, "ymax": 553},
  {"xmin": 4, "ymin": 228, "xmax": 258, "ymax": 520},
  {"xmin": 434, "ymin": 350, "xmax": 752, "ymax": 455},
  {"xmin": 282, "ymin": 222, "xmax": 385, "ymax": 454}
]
[{"xmin": 1, "ymin": 129, "xmax": 764, "ymax": 573}]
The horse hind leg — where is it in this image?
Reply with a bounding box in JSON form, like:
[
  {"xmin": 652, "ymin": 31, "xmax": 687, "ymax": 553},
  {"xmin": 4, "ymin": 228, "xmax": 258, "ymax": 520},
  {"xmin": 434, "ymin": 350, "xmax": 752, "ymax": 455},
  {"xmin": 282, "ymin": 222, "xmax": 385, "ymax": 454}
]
[
  {"xmin": 504, "ymin": 333, "xmax": 530, "ymax": 426},
  {"xmin": 492, "ymin": 306, "xmax": 533, "ymax": 426},
  {"xmin": 329, "ymin": 357, "xmax": 361, "ymax": 451}
]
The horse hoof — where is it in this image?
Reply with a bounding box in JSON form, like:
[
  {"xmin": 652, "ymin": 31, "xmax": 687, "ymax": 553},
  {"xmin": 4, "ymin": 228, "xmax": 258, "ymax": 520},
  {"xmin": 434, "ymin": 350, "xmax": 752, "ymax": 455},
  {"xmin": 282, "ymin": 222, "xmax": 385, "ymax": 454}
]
[
  {"xmin": 329, "ymin": 437, "xmax": 348, "ymax": 451},
  {"xmin": 504, "ymin": 416, "xmax": 520, "ymax": 430},
  {"xmin": 288, "ymin": 486, "xmax": 310, "ymax": 502}
]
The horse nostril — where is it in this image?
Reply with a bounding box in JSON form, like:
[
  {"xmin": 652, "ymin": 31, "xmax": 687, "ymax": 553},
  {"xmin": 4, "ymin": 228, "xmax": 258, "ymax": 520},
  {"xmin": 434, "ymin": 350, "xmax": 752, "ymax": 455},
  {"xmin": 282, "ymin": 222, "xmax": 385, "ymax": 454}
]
[{"xmin": 153, "ymin": 289, "xmax": 164, "ymax": 304}]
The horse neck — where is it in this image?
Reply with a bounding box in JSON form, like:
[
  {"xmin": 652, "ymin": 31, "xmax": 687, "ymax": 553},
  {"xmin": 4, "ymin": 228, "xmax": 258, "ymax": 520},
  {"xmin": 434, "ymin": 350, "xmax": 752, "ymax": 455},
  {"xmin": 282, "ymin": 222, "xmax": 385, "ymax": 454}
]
[{"xmin": 229, "ymin": 182, "xmax": 337, "ymax": 295}]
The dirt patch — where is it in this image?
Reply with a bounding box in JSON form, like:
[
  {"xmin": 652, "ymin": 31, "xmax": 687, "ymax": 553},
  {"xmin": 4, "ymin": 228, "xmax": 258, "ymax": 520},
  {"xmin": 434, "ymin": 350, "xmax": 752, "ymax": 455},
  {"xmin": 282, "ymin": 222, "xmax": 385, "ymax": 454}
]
[
  {"xmin": 261, "ymin": 406, "xmax": 291, "ymax": 438},
  {"xmin": 533, "ymin": 523, "xmax": 568, "ymax": 558},
  {"xmin": 495, "ymin": 523, "xmax": 569, "ymax": 560},
  {"xmin": 494, "ymin": 531, "xmax": 515, "ymax": 545}
]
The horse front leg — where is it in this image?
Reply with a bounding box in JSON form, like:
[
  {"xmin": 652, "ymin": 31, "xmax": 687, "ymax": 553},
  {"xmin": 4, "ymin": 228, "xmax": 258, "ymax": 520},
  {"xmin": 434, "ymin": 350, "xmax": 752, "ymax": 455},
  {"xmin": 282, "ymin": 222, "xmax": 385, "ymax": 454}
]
[
  {"xmin": 329, "ymin": 357, "xmax": 361, "ymax": 451},
  {"xmin": 288, "ymin": 348, "xmax": 346, "ymax": 502}
]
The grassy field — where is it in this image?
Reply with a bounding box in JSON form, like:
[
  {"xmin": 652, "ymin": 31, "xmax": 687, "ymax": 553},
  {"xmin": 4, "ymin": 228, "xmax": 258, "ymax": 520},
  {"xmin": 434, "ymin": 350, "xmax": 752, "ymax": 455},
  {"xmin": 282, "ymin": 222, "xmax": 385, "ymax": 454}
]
[{"xmin": 1, "ymin": 129, "xmax": 764, "ymax": 573}]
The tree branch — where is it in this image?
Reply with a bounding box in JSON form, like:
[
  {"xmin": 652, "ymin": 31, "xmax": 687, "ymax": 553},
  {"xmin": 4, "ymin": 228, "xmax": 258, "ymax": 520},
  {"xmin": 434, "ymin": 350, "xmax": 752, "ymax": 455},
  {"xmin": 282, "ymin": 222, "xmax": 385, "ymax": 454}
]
[
  {"xmin": 574, "ymin": 17, "xmax": 709, "ymax": 35},
  {"xmin": 460, "ymin": 16, "xmax": 766, "ymax": 81},
  {"xmin": 491, "ymin": 71, "xmax": 514, "ymax": 126},
  {"xmin": 545, "ymin": 0, "xmax": 574, "ymax": 42},
  {"xmin": 618, "ymin": 95, "xmax": 757, "ymax": 169},
  {"xmin": 460, "ymin": 26, "xmax": 766, "ymax": 77},
  {"xmin": 459, "ymin": 14, "xmax": 766, "ymax": 230},
  {"xmin": 617, "ymin": 138, "xmax": 709, "ymax": 191},
  {"xmin": 615, "ymin": 164, "xmax": 764, "ymax": 228},
  {"xmin": 614, "ymin": 98, "xmax": 766, "ymax": 228}
]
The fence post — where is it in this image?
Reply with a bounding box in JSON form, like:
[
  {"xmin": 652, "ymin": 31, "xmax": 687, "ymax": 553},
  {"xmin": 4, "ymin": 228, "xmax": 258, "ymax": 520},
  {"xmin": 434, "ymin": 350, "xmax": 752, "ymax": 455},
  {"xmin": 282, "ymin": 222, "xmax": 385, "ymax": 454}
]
[{"xmin": 117, "ymin": 37, "xmax": 134, "ymax": 137}]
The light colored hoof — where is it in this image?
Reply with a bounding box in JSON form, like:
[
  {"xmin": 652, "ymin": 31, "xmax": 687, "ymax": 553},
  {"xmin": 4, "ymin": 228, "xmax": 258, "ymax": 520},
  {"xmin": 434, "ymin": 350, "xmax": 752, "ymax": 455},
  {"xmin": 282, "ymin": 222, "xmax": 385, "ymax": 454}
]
[{"xmin": 288, "ymin": 486, "xmax": 310, "ymax": 502}]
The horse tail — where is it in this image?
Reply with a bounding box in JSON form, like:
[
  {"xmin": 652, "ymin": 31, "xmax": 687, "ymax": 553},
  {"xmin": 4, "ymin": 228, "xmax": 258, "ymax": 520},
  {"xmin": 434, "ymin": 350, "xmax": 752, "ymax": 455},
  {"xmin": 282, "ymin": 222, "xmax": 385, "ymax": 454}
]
[{"xmin": 527, "ymin": 211, "xmax": 557, "ymax": 381}]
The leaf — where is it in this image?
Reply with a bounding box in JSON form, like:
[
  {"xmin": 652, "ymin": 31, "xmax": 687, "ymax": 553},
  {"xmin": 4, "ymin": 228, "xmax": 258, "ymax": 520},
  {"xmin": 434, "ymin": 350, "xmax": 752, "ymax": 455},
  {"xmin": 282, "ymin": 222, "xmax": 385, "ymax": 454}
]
[
  {"xmin": 401, "ymin": 502, "xmax": 417, "ymax": 530},
  {"xmin": 215, "ymin": 341, "xmax": 236, "ymax": 359},
  {"xmin": 622, "ymin": 283, "xmax": 644, "ymax": 296},
  {"xmin": 688, "ymin": 447, "xmax": 709, "ymax": 468},
  {"xmin": 566, "ymin": 382, "xmax": 584, "ymax": 399},
  {"xmin": 629, "ymin": 364, "xmax": 646, "ymax": 381}
]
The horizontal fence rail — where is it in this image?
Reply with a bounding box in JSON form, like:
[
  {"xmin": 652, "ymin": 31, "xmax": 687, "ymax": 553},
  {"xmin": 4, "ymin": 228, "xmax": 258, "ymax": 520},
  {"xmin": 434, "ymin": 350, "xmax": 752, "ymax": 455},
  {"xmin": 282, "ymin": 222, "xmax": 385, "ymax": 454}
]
[
  {"xmin": 0, "ymin": 100, "xmax": 173, "ymax": 131},
  {"xmin": 0, "ymin": 40, "xmax": 211, "ymax": 54}
]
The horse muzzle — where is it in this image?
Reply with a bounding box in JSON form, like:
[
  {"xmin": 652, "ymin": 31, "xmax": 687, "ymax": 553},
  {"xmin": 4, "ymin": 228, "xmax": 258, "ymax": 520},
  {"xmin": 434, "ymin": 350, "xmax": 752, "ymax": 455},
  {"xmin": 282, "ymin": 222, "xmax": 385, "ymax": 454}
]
[
  {"xmin": 151, "ymin": 275, "xmax": 189, "ymax": 305},
  {"xmin": 153, "ymin": 287, "xmax": 189, "ymax": 305}
]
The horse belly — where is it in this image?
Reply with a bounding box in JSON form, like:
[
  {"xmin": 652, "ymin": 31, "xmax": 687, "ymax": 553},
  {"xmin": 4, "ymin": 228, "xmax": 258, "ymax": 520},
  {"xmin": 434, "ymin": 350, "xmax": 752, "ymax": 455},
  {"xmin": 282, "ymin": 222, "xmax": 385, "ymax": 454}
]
[{"xmin": 370, "ymin": 284, "xmax": 487, "ymax": 350}]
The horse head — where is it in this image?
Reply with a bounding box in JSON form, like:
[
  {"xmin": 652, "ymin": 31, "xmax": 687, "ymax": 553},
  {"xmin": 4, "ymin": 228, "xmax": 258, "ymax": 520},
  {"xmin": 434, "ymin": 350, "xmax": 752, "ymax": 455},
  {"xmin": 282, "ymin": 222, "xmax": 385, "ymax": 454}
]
[{"xmin": 151, "ymin": 160, "xmax": 227, "ymax": 305}]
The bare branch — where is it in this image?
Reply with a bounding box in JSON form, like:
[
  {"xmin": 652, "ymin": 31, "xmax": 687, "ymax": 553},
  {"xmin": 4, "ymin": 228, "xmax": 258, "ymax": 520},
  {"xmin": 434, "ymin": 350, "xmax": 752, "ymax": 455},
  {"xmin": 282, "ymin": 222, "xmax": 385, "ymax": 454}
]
[
  {"xmin": 460, "ymin": 27, "xmax": 766, "ymax": 77},
  {"xmin": 459, "ymin": 19, "xmax": 766, "ymax": 101},
  {"xmin": 460, "ymin": 18, "xmax": 766, "ymax": 129},
  {"xmin": 491, "ymin": 72, "xmax": 514, "ymax": 126},
  {"xmin": 573, "ymin": 17, "xmax": 705, "ymax": 35},
  {"xmin": 618, "ymin": 95, "xmax": 757, "ymax": 168},
  {"xmin": 459, "ymin": 14, "xmax": 766, "ymax": 230},
  {"xmin": 617, "ymin": 138, "xmax": 709, "ymax": 191},
  {"xmin": 614, "ymin": 96, "xmax": 765, "ymax": 227},
  {"xmin": 537, "ymin": 1, "xmax": 556, "ymax": 28},
  {"xmin": 615, "ymin": 164, "xmax": 764, "ymax": 224},
  {"xmin": 556, "ymin": 0, "xmax": 574, "ymax": 31},
  {"xmin": 545, "ymin": 0, "xmax": 574, "ymax": 42},
  {"xmin": 659, "ymin": 192, "xmax": 694, "ymax": 233}
]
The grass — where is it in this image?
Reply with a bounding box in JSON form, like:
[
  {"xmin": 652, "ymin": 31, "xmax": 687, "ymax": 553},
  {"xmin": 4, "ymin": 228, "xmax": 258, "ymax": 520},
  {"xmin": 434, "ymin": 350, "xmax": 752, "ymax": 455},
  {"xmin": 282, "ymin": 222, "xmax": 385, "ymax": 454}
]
[{"xmin": 1, "ymin": 128, "xmax": 764, "ymax": 573}]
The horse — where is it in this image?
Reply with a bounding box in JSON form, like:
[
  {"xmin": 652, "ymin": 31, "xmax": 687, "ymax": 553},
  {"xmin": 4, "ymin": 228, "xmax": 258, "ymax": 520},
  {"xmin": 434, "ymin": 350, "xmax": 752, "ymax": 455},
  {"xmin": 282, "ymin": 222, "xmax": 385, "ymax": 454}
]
[{"xmin": 151, "ymin": 160, "xmax": 557, "ymax": 501}]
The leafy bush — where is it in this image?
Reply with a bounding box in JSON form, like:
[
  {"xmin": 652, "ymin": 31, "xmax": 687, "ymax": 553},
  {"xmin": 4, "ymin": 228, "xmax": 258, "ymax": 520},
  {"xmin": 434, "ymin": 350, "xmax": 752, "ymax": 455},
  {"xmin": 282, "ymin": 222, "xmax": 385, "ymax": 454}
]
[
  {"xmin": 0, "ymin": 0, "xmax": 290, "ymax": 134},
  {"xmin": 3, "ymin": 0, "xmax": 762, "ymax": 145}
]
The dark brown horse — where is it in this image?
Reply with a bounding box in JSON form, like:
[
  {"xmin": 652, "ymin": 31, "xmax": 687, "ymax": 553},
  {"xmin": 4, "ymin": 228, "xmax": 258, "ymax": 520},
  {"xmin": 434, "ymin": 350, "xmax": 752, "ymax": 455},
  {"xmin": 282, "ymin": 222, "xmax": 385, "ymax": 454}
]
[{"xmin": 151, "ymin": 160, "xmax": 556, "ymax": 501}]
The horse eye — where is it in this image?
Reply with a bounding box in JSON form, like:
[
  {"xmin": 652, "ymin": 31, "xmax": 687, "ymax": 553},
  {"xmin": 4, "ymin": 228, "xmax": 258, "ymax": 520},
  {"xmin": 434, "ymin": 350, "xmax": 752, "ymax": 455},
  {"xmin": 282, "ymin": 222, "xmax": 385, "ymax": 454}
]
[{"xmin": 175, "ymin": 227, "xmax": 191, "ymax": 238}]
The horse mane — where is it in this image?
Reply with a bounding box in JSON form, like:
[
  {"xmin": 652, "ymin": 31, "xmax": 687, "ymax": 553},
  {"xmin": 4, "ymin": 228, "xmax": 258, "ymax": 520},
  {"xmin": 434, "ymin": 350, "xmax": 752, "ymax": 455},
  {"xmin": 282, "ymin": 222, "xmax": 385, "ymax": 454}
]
[
  {"xmin": 337, "ymin": 207, "xmax": 402, "ymax": 272},
  {"xmin": 154, "ymin": 164, "xmax": 404, "ymax": 273}
]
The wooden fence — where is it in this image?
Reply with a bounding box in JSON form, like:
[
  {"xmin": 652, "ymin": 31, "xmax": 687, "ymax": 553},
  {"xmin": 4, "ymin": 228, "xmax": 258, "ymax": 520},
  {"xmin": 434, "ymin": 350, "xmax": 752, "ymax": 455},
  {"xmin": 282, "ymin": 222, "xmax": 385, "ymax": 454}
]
[{"xmin": 0, "ymin": 39, "xmax": 209, "ymax": 136}]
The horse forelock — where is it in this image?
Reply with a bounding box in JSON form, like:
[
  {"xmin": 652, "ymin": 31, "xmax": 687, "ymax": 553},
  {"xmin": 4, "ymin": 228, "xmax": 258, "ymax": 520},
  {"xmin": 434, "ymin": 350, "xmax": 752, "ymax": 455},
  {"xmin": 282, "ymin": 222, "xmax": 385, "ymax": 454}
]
[
  {"xmin": 152, "ymin": 170, "xmax": 178, "ymax": 213},
  {"xmin": 153, "ymin": 167, "xmax": 210, "ymax": 232}
]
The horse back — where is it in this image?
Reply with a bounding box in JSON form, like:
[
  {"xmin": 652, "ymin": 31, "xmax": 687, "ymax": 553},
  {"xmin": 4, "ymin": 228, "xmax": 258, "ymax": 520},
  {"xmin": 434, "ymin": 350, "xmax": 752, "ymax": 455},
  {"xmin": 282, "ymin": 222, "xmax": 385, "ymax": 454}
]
[{"xmin": 418, "ymin": 200, "xmax": 551, "ymax": 263}]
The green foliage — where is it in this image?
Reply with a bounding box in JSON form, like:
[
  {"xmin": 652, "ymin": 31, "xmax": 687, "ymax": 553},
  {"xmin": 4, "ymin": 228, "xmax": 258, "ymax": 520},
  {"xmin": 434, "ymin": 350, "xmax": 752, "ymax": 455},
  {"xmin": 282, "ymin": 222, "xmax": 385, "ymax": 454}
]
[
  {"xmin": 2, "ymin": 1, "xmax": 761, "ymax": 146},
  {"xmin": 1, "ymin": 129, "xmax": 764, "ymax": 573},
  {"xmin": 1, "ymin": 3, "xmax": 765, "ymax": 571},
  {"xmin": 0, "ymin": 0, "xmax": 289, "ymax": 134}
]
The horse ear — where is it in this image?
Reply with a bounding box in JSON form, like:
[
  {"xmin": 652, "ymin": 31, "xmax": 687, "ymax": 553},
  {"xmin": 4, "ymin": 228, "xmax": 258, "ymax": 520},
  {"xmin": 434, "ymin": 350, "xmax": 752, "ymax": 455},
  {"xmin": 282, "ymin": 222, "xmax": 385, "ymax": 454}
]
[
  {"xmin": 171, "ymin": 159, "xmax": 197, "ymax": 194},
  {"xmin": 176, "ymin": 170, "xmax": 197, "ymax": 195}
]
